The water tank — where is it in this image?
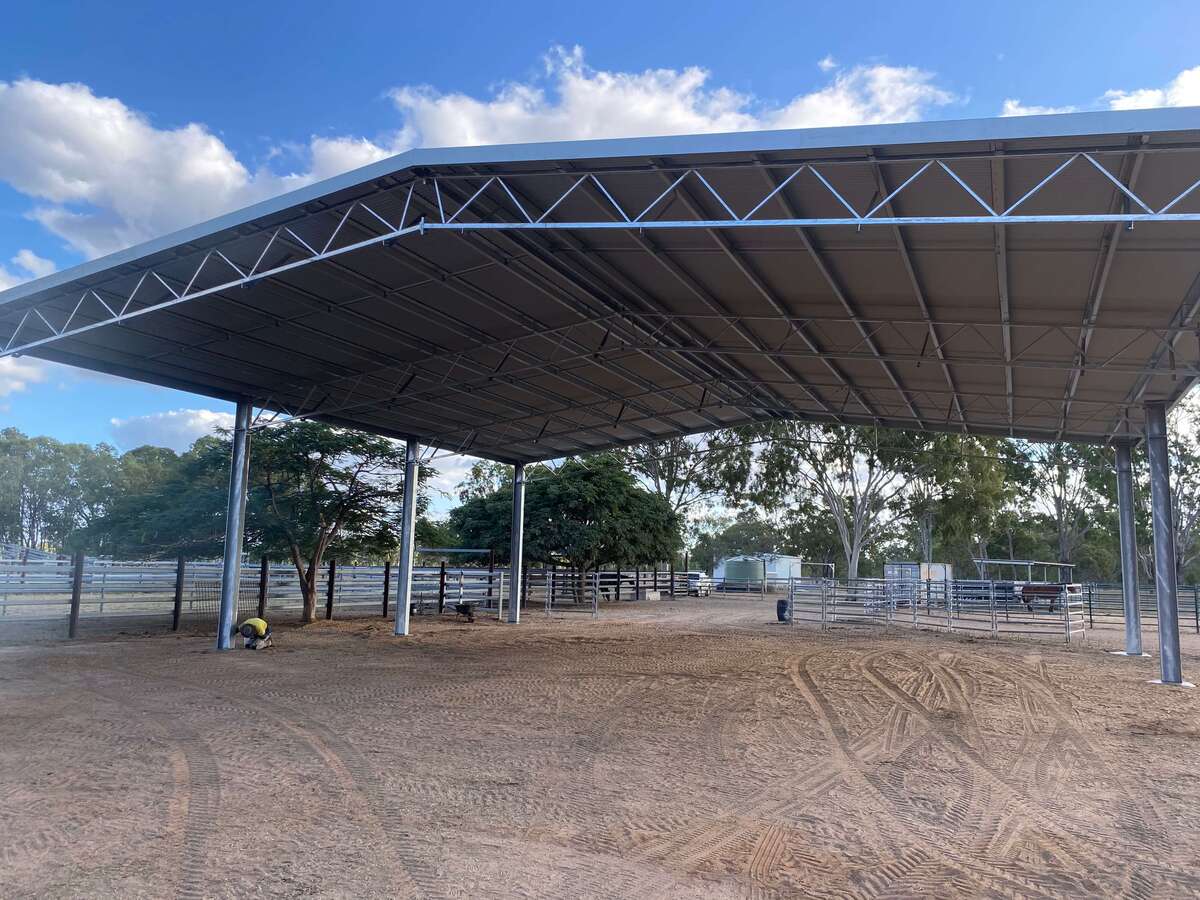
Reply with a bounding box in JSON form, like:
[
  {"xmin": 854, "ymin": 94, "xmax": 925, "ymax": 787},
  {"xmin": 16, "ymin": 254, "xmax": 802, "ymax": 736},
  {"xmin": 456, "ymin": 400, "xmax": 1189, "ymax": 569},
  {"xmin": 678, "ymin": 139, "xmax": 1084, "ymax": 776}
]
[{"xmin": 723, "ymin": 556, "xmax": 765, "ymax": 588}]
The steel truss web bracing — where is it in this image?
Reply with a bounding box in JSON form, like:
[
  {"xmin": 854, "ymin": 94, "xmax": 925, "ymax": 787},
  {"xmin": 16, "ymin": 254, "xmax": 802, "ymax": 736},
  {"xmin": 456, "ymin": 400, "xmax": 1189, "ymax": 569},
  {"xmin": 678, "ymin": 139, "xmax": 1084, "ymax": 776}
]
[{"xmin": 2, "ymin": 107, "xmax": 1200, "ymax": 674}]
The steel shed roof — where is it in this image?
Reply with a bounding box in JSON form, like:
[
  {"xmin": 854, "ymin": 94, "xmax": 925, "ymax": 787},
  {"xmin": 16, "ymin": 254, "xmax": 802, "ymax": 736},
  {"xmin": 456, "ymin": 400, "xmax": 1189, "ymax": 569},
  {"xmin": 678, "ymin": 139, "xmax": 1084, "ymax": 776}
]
[{"xmin": 3, "ymin": 106, "xmax": 1200, "ymax": 462}]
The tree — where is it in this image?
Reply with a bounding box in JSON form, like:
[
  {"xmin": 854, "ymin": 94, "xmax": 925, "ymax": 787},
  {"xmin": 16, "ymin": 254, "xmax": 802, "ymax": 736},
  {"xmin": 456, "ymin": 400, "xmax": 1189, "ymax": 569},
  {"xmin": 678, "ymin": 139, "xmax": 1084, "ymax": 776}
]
[
  {"xmin": 745, "ymin": 422, "xmax": 909, "ymax": 579},
  {"xmin": 249, "ymin": 422, "xmax": 428, "ymax": 623},
  {"xmin": 92, "ymin": 439, "xmax": 230, "ymax": 559},
  {"xmin": 451, "ymin": 454, "xmax": 681, "ymax": 597},
  {"xmin": 617, "ymin": 432, "xmax": 751, "ymax": 514},
  {"xmin": 456, "ymin": 459, "xmax": 513, "ymax": 503},
  {"xmin": 688, "ymin": 508, "xmax": 785, "ymax": 573},
  {"xmin": 0, "ymin": 428, "xmax": 120, "ymax": 551},
  {"xmin": 84, "ymin": 423, "xmax": 436, "ymax": 622},
  {"xmin": 1023, "ymin": 441, "xmax": 1107, "ymax": 565}
]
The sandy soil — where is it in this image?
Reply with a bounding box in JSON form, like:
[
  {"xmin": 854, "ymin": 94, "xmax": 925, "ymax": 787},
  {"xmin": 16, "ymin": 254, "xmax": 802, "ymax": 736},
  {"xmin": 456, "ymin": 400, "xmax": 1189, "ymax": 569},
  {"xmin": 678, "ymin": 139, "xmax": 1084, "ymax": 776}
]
[{"xmin": 1, "ymin": 596, "xmax": 1199, "ymax": 898}]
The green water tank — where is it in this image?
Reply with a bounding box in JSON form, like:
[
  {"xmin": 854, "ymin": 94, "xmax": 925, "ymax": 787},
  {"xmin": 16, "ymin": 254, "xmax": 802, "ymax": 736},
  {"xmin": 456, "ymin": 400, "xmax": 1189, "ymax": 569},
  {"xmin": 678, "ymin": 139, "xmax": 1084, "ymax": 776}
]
[{"xmin": 724, "ymin": 556, "xmax": 766, "ymax": 585}]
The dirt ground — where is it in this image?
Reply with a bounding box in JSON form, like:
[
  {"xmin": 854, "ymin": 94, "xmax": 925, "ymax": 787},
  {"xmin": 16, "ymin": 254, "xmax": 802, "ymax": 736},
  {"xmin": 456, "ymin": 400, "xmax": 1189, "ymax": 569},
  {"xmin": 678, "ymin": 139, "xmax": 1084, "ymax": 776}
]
[{"xmin": 2, "ymin": 596, "xmax": 1199, "ymax": 899}]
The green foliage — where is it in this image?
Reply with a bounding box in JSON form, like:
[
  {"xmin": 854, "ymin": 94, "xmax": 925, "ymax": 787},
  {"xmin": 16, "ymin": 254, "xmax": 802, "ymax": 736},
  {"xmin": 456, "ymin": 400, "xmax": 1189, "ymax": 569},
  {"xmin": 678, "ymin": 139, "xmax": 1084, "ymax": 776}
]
[
  {"xmin": 0, "ymin": 428, "xmax": 120, "ymax": 550},
  {"xmin": 616, "ymin": 431, "xmax": 751, "ymax": 513},
  {"xmin": 451, "ymin": 455, "xmax": 681, "ymax": 572}
]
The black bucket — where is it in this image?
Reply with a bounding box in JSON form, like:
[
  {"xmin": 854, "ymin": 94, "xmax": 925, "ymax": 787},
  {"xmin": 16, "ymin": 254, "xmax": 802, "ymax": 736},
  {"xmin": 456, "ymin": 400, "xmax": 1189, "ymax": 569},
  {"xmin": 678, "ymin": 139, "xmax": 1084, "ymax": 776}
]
[{"xmin": 776, "ymin": 598, "xmax": 790, "ymax": 622}]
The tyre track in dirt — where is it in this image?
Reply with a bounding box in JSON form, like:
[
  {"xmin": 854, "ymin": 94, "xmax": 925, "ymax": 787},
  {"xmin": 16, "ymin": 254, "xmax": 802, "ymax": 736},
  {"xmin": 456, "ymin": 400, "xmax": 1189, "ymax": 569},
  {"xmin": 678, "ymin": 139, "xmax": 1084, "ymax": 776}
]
[
  {"xmin": 788, "ymin": 649, "xmax": 1090, "ymax": 899},
  {"xmin": 93, "ymin": 659, "xmax": 433, "ymax": 899},
  {"xmin": 69, "ymin": 669, "xmax": 222, "ymax": 900},
  {"xmin": 631, "ymin": 658, "xmax": 949, "ymax": 895},
  {"xmin": 854, "ymin": 649, "xmax": 1136, "ymax": 894}
]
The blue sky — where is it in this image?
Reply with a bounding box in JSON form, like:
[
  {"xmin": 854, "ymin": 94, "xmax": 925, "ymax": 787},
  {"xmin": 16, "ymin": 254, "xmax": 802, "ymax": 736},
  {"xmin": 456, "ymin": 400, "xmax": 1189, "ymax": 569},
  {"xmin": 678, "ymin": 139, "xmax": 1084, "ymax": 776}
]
[{"xmin": 1, "ymin": 0, "xmax": 1199, "ymax": 504}]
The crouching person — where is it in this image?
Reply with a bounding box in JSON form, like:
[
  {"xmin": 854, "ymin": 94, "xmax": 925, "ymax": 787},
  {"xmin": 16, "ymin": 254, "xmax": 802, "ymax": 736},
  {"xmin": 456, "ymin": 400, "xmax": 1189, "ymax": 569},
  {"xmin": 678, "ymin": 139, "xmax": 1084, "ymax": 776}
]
[{"xmin": 235, "ymin": 616, "xmax": 273, "ymax": 649}]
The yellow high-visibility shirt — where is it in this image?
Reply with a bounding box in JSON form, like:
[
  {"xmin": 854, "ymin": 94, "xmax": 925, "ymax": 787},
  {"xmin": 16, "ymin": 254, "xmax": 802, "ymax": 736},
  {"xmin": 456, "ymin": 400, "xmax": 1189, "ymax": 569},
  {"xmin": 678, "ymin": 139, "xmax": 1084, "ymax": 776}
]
[{"xmin": 240, "ymin": 617, "xmax": 269, "ymax": 637}]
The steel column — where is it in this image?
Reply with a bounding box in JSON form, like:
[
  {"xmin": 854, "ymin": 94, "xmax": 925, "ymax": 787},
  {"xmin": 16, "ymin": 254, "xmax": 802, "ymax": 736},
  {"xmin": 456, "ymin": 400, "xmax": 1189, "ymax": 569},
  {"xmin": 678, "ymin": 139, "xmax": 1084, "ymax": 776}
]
[
  {"xmin": 393, "ymin": 440, "xmax": 420, "ymax": 636},
  {"xmin": 1114, "ymin": 441, "xmax": 1145, "ymax": 656},
  {"xmin": 216, "ymin": 399, "xmax": 252, "ymax": 650},
  {"xmin": 508, "ymin": 462, "xmax": 526, "ymax": 624},
  {"xmin": 1146, "ymin": 402, "xmax": 1187, "ymax": 684}
]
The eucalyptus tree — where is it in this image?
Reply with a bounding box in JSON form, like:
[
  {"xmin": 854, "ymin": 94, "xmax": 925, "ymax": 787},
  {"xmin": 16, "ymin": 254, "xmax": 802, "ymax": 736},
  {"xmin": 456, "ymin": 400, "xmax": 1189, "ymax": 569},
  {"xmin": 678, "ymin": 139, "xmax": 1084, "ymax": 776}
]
[
  {"xmin": 616, "ymin": 431, "xmax": 751, "ymax": 515},
  {"xmin": 743, "ymin": 421, "xmax": 910, "ymax": 579}
]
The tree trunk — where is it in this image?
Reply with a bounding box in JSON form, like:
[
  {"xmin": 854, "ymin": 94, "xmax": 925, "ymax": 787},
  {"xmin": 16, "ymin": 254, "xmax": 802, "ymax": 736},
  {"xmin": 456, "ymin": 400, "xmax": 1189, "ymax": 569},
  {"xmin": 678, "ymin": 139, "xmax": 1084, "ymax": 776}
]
[
  {"xmin": 301, "ymin": 565, "xmax": 318, "ymax": 623},
  {"xmin": 919, "ymin": 511, "xmax": 934, "ymax": 564},
  {"xmin": 847, "ymin": 545, "xmax": 861, "ymax": 580}
]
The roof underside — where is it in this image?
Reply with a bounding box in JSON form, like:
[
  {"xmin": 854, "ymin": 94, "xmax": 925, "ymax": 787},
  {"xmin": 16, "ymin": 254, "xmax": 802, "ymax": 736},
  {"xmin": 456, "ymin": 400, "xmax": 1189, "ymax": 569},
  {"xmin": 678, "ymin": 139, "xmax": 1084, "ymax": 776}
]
[{"xmin": 3, "ymin": 108, "xmax": 1200, "ymax": 463}]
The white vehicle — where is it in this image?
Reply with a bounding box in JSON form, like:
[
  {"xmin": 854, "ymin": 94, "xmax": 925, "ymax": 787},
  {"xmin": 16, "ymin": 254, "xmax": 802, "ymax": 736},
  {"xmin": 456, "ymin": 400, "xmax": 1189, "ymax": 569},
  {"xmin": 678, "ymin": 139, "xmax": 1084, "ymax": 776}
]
[{"xmin": 686, "ymin": 572, "xmax": 712, "ymax": 596}]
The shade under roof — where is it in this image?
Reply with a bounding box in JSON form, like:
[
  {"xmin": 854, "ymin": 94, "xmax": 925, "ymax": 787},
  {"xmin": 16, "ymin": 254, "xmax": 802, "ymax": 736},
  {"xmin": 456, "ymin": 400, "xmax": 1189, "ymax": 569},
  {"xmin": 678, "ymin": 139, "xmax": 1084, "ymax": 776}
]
[{"xmin": 3, "ymin": 107, "xmax": 1200, "ymax": 462}]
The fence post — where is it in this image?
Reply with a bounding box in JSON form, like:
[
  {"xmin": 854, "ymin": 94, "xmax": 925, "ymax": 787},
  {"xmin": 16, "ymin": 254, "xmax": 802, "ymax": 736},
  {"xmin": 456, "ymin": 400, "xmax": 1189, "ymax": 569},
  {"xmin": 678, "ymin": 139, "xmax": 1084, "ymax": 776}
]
[
  {"xmin": 634, "ymin": 566, "xmax": 640, "ymax": 600},
  {"xmin": 669, "ymin": 560, "xmax": 675, "ymax": 597},
  {"xmin": 990, "ymin": 580, "xmax": 997, "ymax": 637},
  {"xmin": 546, "ymin": 567, "xmax": 553, "ymax": 616},
  {"xmin": 592, "ymin": 569, "xmax": 599, "ymax": 618},
  {"xmin": 257, "ymin": 556, "xmax": 269, "ymax": 620},
  {"xmin": 1193, "ymin": 584, "xmax": 1199, "ymax": 634},
  {"xmin": 1087, "ymin": 584, "xmax": 1094, "ymax": 629},
  {"xmin": 488, "ymin": 550, "xmax": 495, "ymax": 607},
  {"xmin": 68, "ymin": 550, "xmax": 85, "ymax": 639},
  {"xmin": 438, "ymin": 561, "xmax": 447, "ymax": 615},
  {"xmin": 497, "ymin": 570, "xmax": 505, "ymax": 621},
  {"xmin": 654, "ymin": 566, "xmax": 659, "ymax": 592},
  {"xmin": 521, "ymin": 562, "xmax": 528, "ymax": 610},
  {"xmin": 172, "ymin": 556, "xmax": 186, "ymax": 632},
  {"xmin": 382, "ymin": 559, "xmax": 392, "ymax": 618},
  {"xmin": 325, "ymin": 558, "xmax": 336, "ymax": 620}
]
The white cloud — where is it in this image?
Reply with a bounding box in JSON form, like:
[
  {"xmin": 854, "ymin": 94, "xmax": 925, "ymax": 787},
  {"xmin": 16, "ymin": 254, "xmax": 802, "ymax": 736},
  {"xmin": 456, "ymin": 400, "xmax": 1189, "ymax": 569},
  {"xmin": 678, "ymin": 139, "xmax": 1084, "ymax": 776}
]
[
  {"xmin": 0, "ymin": 250, "xmax": 56, "ymax": 402},
  {"xmin": 9, "ymin": 249, "xmax": 55, "ymax": 279},
  {"xmin": 388, "ymin": 46, "xmax": 956, "ymax": 147},
  {"xmin": 109, "ymin": 407, "xmax": 234, "ymax": 452},
  {"xmin": 422, "ymin": 453, "xmax": 477, "ymax": 514},
  {"xmin": 818, "ymin": 55, "xmax": 838, "ymax": 73},
  {"xmin": 0, "ymin": 356, "xmax": 49, "ymax": 397},
  {"xmin": 0, "ymin": 247, "xmax": 56, "ymax": 290},
  {"xmin": 1003, "ymin": 64, "xmax": 1200, "ymax": 118},
  {"xmin": 1104, "ymin": 65, "xmax": 1200, "ymax": 110},
  {"xmin": 0, "ymin": 49, "xmax": 958, "ymax": 264},
  {"xmin": 1000, "ymin": 99, "xmax": 1078, "ymax": 117}
]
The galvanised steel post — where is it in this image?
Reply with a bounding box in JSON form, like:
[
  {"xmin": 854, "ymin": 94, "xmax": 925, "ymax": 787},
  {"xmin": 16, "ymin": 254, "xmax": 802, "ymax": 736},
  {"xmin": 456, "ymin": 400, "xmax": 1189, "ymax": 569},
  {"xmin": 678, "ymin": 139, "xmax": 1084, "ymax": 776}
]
[
  {"xmin": 394, "ymin": 440, "xmax": 420, "ymax": 636},
  {"xmin": 1114, "ymin": 440, "xmax": 1145, "ymax": 656},
  {"xmin": 1146, "ymin": 402, "xmax": 1186, "ymax": 685},
  {"xmin": 508, "ymin": 463, "xmax": 526, "ymax": 624},
  {"xmin": 216, "ymin": 399, "xmax": 252, "ymax": 650}
]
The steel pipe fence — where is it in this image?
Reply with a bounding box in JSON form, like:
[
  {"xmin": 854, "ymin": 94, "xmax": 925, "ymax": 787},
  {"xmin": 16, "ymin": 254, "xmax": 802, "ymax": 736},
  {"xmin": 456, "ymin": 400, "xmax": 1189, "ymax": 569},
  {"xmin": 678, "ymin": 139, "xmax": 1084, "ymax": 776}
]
[
  {"xmin": 0, "ymin": 557, "xmax": 510, "ymax": 633},
  {"xmin": 0, "ymin": 558, "xmax": 674, "ymax": 634},
  {"xmin": 787, "ymin": 578, "xmax": 1089, "ymax": 643},
  {"xmin": 3, "ymin": 555, "xmax": 1179, "ymax": 645}
]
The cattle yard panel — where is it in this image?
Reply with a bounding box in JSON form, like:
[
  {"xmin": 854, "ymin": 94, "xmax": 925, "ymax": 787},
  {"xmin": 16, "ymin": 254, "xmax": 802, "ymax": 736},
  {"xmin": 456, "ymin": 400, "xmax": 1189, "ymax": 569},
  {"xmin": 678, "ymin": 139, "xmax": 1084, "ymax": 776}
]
[{"xmin": 787, "ymin": 577, "xmax": 1090, "ymax": 643}]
